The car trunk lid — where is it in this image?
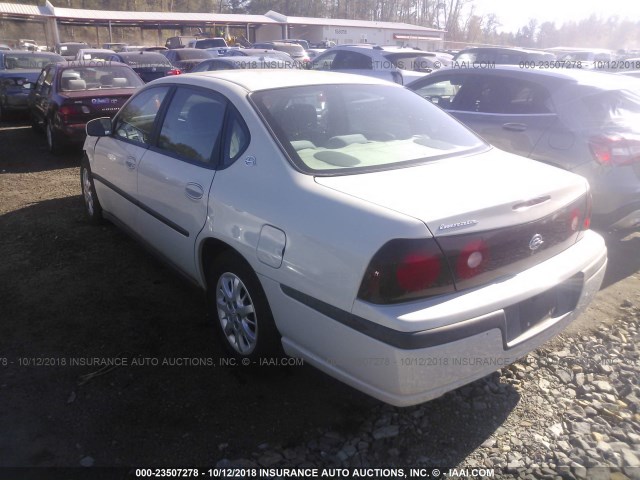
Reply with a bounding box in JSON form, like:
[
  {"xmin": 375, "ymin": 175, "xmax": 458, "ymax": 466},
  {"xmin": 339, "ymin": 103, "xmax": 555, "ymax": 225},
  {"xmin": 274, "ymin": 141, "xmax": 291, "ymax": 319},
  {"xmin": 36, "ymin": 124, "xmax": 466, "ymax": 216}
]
[
  {"xmin": 58, "ymin": 90, "xmax": 133, "ymax": 122},
  {"xmin": 316, "ymin": 149, "xmax": 590, "ymax": 292}
]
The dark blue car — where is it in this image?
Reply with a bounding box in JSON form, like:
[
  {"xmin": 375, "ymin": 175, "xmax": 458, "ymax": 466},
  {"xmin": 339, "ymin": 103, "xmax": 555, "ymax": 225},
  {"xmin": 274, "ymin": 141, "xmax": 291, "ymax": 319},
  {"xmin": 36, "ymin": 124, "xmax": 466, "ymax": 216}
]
[
  {"xmin": 106, "ymin": 51, "xmax": 180, "ymax": 83},
  {"xmin": 0, "ymin": 51, "xmax": 64, "ymax": 121}
]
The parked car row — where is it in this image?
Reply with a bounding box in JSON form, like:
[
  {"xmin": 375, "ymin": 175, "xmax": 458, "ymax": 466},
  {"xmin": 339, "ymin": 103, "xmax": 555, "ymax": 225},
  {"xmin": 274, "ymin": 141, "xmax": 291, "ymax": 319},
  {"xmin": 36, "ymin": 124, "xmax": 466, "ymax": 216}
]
[
  {"xmin": 407, "ymin": 66, "xmax": 640, "ymax": 232},
  {"xmin": 3, "ymin": 47, "xmax": 639, "ymax": 233},
  {"xmin": 2, "ymin": 41, "xmax": 639, "ymax": 407}
]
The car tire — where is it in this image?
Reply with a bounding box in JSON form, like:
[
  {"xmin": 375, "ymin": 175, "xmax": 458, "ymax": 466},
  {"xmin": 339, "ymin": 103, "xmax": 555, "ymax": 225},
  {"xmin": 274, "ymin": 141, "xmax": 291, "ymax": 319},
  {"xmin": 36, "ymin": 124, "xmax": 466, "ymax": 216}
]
[
  {"xmin": 80, "ymin": 155, "xmax": 103, "ymax": 224},
  {"xmin": 46, "ymin": 121, "xmax": 62, "ymax": 155},
  {"xmin": 30, "ymin": 112, "xmax": 42, "ymax": 132},
  {"xmin": 207, "ymin": 252, "xmax": 282, "ymax": 362}
]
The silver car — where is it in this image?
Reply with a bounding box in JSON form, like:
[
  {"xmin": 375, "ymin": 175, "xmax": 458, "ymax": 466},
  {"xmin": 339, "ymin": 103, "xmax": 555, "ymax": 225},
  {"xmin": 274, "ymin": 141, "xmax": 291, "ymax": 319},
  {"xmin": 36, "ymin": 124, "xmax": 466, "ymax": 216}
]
[
  {"xmin": 408, "ymin": 66, "xmax": 640, "ymax": 231},
  {"xmin": 310, "ymin": 45, "xmax": 445, "ymax": 85}
]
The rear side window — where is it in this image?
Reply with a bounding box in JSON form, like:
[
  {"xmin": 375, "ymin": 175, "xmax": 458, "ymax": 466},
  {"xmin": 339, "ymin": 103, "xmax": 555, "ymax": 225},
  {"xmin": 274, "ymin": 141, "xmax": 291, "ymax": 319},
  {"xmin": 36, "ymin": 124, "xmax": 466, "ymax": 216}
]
[
  {"xmin": 113, "ymin": 86, "xmax": 170, "ymax": 145},
  {"xmin": 332, "ymin": 51, "xmax": 373, "ymax": 70},
  {"xmin": 222, "ymin": 109, "xmax": 250, "ymax": 168},
  {"xmin": 441, "ymin": 75, "xmax": 553, "ymax": 114},
  {"xmin": 157, "ymin": 88, "xmax": 226, "ymax": 165}
]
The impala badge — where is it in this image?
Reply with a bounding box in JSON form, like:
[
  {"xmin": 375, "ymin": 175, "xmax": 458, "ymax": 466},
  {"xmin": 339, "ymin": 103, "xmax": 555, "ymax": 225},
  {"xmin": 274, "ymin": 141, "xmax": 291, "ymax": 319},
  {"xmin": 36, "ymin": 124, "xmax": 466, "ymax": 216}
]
[
  {"xmin": 529, "ymin": 234, "xmax": 544, "ymax": 251},
  {"xmin": 438, "ymin": 219, "xmax": 478, "ymax": 231}
]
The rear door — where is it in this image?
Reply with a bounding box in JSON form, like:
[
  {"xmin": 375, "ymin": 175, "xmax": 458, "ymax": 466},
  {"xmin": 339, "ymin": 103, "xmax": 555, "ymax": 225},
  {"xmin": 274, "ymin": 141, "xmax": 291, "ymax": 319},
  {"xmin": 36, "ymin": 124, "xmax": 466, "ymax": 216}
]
[
  {"xmin": 29, "ymin": 66, "xmax": 53, "ymax": 127},
  {"xmin": 413, "ymin": 73, "xmax": 558, "ymax": 158},
  {"xmin": 135, "ymin": 86, "xmax": 227, "ymax": 279}
]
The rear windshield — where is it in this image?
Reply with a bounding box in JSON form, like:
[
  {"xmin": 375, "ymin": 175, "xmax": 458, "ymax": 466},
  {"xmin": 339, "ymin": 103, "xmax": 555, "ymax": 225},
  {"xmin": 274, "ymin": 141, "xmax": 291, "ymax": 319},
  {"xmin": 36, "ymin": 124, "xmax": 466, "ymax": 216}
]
[
  {"xmin": 177, "ymin": 50, "xmax": 212, "ymax": 60},
  {"xmin": 251, "ymin": 84, "xmax": 485, "ymax": 174},
  {"xmin": 79, "ymin": 51, "xmax": 113, "ymax": 61},
  {"xmin": 272, "ymin": 44, "xmax": 305, "ymax": 55},
  {"xmin": 3, "ymin": 54, "xmax": 63, "ymax": 69},
  {"xmin": 195, "ymin": 39, "xmax": 227, "ymax": 49},
  {"xmin": 58, "ymin": 65, "xmax": 144, "ymax": 91},
  {"xmin": 58, "ymin": 44, "xmax": 87, "ymax": 56},
  {"xmin": 120, "ymin": 53, "xmax": 171, "ymax": 67},
  {"xmin": 580, "ymin": 89, "xmax": 640, "ymax": 129}
]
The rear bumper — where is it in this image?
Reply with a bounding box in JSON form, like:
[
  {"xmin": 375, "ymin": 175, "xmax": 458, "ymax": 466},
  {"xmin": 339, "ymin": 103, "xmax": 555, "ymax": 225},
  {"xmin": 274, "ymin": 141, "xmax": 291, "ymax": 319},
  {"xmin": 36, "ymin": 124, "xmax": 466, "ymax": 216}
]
[
  {"xmin": 264, "ymin": 230, "xmax": 607, "ymax": 406},
  {"xmin": 57, "ymin": 123, "xmax": 87, "ymax": 144}
]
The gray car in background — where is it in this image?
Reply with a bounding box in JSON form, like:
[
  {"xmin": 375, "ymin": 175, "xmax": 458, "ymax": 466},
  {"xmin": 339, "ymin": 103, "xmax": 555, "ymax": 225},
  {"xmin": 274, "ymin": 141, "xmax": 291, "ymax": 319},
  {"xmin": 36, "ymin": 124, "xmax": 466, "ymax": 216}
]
[
  {"xmin": 408, "ymin": 66, "xmax": 640, "ymax": 231},
  {"xmin": 310, "ymin": 45, "xmax": 445, "ymax": 85}
]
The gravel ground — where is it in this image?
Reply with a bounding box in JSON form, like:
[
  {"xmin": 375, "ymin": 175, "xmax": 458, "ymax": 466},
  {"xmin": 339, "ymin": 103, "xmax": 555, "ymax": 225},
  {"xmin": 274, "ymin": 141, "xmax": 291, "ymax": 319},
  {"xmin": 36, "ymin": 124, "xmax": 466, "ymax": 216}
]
[{"xmin": 213, "ymin": 301, "xmax": 640, "ymax": 480}]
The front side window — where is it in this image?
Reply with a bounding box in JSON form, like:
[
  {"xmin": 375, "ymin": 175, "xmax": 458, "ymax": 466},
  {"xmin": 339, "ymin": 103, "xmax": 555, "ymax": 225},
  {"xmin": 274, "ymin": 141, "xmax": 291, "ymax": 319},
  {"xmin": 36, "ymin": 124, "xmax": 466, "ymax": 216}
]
[
  {"xmin": 114, "ymin": 86, "xmax": 170, "ymax": 145},
  {"xmin": 252, "ymin": 84, "xmax": 485, "ymax": 174},
  {"xmin": 157, "ymin": 88, "xmax": 227, "ymax": 165}
]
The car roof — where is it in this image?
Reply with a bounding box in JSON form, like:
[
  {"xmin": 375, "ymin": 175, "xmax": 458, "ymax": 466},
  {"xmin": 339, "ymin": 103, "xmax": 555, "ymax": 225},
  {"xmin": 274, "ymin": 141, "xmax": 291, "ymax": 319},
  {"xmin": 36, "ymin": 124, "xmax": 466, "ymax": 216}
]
[
  {"xmin": 324, "ymin": 44, "xmax": 426, "ymax": 56},
  {"xmin": 155, "ymin": 69, "xmax": 396, "ymax": 91},
  {"xmin": 428, "ymin": 64, "xmax": 640, "ymax": 91},
  {"xmin": 1, "ymin": 51, "xmax": 61, "ymax": 56},
  {"xmin": 78, "ymin": 48, "xmax": 116, "ymax": 53},
  {"xmin": 114, "ymin": 51, "xmax": 167, "ymax": 58},
  {"xmin": 457, "ymin": 46, "xmax": 548, "ymax": 54}
]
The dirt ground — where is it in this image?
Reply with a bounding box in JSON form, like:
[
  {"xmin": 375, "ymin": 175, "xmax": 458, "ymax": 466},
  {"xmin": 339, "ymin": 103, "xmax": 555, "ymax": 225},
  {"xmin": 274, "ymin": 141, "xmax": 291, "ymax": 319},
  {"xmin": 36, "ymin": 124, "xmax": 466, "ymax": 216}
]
[{"xmin": 1, "ymin": 119, "xmax": 639, "ymax": 468}]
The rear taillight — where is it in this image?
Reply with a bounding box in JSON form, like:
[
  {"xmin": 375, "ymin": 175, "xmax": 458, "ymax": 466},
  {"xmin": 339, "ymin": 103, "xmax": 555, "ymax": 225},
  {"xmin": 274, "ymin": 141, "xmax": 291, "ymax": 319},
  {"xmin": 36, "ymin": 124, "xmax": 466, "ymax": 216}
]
[
  {"xmin": 589, "ymin": 134, "xmax": 640, "ymax": 166},
  {"xmin": 167, "ymin": 69, "xmax": 182, "ymax": 76},
  {"xmin": 358, "ymin": 239, "xmax": 455, "ymax": 304},
  {"xmin": 57, "ymin": 104, "xmax": 87, "ymax": 123},
  {"xmin": 576, "ymin": 191, "xmax": 592, "ymax": 240}
]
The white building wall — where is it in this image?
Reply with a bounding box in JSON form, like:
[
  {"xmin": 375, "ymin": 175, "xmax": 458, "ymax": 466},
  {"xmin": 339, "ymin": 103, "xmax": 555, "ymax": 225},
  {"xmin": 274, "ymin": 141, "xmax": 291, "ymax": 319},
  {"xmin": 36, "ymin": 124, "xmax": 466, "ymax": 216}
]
[
  {"xmin": 254, "ymin": 24, "xmax": 284, "ymax": 42},
  {"xmin": 255, "ymin": 22, "xmax": 443, "ymax": 50}
]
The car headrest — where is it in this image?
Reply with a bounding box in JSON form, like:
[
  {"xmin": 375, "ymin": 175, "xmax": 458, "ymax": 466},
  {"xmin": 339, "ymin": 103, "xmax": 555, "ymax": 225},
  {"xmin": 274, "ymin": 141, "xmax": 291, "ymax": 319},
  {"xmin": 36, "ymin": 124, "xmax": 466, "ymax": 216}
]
[{"xmin": 67, "ymin": 79, "xmax": 86, "ymax": 90}]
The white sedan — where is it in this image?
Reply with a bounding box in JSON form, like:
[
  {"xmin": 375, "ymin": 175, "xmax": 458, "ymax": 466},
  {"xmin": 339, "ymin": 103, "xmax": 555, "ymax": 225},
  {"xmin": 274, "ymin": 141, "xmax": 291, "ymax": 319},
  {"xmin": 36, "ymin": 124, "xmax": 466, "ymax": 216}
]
[{"xmin": 82, "ymin": 70, "xmax": 607, "ymax": 407}]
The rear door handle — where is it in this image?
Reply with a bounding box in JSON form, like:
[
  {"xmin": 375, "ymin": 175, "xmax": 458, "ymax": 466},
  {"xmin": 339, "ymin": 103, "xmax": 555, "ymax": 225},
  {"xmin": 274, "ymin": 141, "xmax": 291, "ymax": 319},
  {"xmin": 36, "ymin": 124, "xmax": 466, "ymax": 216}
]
[
  {"xmin": 502, "ymin": 122, "xmax": 528, "ymax": 132},
  {"xmin": 125, "ymin": 156, "xmax": 137, "ymax": 170},
  {"xmin": 185, "ymin": 182, "xmax": 204, "ymax": 200}
]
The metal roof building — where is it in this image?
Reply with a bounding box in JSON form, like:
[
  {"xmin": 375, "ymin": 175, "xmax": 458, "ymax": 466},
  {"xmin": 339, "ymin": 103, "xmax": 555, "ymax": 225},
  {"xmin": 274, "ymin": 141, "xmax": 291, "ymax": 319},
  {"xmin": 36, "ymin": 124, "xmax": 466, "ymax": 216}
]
[{"xmin": 0, "ymin": 1, "xmax": 444, "ymax": 50}]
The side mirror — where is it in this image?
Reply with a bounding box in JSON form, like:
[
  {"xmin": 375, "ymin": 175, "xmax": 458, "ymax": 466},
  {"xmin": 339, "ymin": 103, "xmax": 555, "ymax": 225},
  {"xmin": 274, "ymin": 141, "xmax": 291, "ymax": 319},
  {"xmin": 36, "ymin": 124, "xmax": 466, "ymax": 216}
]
[{"xmin": 86, "ymin": 117, "xmax": 112, "ymax": 137}]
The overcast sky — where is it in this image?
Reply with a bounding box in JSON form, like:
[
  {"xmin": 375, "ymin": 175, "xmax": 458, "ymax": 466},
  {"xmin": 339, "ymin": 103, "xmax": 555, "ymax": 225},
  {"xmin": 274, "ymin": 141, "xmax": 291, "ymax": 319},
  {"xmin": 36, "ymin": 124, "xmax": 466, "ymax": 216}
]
[{"xmin": 472, "ymin": 0, "xmax": 640, "ymax": 33}]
